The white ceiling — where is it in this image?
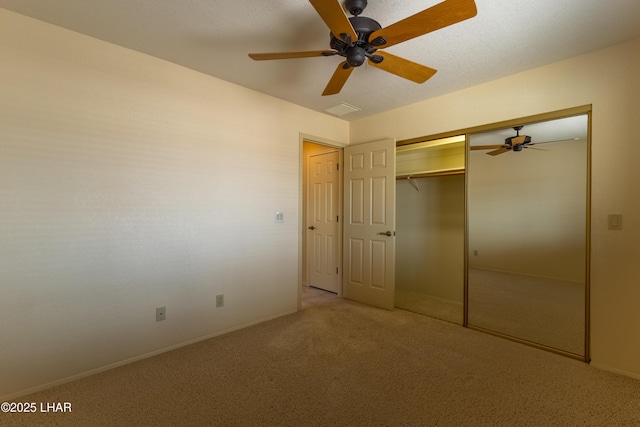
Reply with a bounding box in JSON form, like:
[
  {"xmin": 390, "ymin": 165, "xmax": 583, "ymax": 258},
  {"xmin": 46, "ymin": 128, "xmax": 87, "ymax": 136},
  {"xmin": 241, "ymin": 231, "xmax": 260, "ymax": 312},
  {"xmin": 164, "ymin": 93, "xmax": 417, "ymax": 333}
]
[{"xmin": 2, "ymin": 0, "xmax": 640, "ymax": 121}]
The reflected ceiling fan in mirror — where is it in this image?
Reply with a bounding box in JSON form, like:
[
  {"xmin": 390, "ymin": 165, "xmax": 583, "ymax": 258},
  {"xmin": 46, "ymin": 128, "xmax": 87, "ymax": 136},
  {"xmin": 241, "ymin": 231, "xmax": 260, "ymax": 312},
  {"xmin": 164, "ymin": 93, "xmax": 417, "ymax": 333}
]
[
  {"xmin": 248, "ymin": 0, "xmax": 477, "ymax": 96},
  {"xmin": 470, "ymin": 126, "xmax": 577, "ymax": 156}
]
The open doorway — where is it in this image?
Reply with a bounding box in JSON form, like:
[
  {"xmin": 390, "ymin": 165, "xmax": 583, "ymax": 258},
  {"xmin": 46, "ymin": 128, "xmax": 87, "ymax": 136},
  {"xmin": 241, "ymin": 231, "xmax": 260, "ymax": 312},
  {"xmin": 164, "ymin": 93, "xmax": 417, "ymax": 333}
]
[{"xmin": 302, "ymin": 141, "xmax": 343, "ymax": 301}]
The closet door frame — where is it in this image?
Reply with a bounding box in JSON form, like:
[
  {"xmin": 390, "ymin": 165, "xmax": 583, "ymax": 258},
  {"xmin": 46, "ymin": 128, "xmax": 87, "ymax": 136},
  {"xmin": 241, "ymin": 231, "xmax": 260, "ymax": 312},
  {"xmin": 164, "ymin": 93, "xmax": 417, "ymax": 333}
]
[
  {"xmin": 463, "ymin": 105, "xmax": 591, "ymax": 362},
  {"xmin": 397, "ymin": 104, "xmax": 591, "ymax": 362}
]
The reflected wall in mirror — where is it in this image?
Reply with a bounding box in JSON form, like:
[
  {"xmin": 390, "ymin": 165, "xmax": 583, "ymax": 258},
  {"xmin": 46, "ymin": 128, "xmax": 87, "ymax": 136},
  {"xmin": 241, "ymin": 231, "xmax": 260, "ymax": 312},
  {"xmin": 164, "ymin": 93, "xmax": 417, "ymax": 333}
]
[{"xmin": 467, "ymin": 113, "xmax": 589, "ymax": 357}]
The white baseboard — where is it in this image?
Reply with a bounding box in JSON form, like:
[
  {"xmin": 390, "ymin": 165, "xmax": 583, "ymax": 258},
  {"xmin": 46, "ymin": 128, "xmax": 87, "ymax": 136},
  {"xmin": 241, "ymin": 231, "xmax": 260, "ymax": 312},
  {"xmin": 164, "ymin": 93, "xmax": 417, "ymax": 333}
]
[{"xmin": 590, "ymin": 362, "xmax": 640, "ymax": 381}]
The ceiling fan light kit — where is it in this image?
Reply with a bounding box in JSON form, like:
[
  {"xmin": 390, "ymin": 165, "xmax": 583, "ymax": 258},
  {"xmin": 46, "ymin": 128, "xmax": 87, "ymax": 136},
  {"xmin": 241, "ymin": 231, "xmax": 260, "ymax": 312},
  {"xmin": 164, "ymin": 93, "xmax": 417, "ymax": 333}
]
[{"xmin": 249, "ymin": 0, "xmax": 478, "ymax": 96}]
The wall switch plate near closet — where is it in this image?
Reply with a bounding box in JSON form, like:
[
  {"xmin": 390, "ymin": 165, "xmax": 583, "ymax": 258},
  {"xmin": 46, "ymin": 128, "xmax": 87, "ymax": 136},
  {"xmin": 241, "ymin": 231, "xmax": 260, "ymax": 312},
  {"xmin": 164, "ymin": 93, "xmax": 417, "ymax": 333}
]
[{"xmin": 608, "ymin": 214, "xmax": 622, "ymax": 230}]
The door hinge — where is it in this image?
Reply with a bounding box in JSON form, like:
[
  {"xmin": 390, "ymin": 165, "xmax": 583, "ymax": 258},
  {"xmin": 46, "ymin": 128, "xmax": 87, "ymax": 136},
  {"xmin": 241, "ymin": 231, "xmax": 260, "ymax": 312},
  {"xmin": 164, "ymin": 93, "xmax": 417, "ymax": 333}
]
[
  {"xmin": 336, "ymin": 267, "xmax": 339, "ymax": 274},
  {"xmin": 337, "ymin": 163, "xmax": 339, "ymax": 171},
  {"xmin": 337, "ymin": 215, "xmax": 339, "ymax": 222}
]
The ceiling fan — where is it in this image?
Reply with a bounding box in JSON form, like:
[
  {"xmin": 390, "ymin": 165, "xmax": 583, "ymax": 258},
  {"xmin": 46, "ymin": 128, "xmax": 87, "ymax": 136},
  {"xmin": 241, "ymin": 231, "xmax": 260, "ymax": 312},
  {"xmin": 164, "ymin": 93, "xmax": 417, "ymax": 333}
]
[
  {"xmin": 248, "ymin": 0, "xmax": 477, "ymax": 96},
  {"xmin": 470, "ymin": 126, "xmax": 581, "ymax": 156}
]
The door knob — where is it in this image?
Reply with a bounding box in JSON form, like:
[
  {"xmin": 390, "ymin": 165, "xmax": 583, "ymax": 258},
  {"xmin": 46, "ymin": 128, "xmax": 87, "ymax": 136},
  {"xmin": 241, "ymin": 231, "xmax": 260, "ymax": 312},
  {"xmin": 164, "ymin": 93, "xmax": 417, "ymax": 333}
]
[
  {"xmin": 378, "ymin": 231, "xmax": 394, "ymax": 236},
  {"xmin": 308, "ymin": 226, "xmax": 316, "ymax": 230}
]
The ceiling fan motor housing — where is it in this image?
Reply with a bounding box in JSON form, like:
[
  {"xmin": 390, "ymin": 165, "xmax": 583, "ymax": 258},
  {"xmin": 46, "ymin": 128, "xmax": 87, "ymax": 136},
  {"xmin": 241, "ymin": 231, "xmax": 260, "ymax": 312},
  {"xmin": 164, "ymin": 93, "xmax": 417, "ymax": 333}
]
[
  {"xmin": 329, "ymin": 16, "xmax": 382, "ymax": 67},
  {"xmin": 505, "ymin": 134, "xmax": 531, "ymax": 150}
]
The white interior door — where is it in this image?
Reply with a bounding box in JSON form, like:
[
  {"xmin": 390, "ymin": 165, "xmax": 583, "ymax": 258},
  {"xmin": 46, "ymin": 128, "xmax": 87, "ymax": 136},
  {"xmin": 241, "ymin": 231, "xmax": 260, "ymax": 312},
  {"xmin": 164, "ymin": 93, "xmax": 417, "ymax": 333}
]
[
  {"xmin": 307, "ymin": 151, "xmax": 341, "ymax": 293},
  {"xmin": 343, "ymin": 138, "xmax": 396, "ymax": 310}
]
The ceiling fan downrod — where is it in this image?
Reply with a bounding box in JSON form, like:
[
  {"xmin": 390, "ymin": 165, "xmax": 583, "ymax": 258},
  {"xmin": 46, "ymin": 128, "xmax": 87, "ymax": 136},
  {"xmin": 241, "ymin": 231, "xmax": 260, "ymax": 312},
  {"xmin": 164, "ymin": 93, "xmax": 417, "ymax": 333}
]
[
  {"xmin": 329, "ymin": 1, "xmax": 384, "ymax": 68},
  {"xmin": 345, "ymin": 0, "xmax": 368, "ymax": 16}
]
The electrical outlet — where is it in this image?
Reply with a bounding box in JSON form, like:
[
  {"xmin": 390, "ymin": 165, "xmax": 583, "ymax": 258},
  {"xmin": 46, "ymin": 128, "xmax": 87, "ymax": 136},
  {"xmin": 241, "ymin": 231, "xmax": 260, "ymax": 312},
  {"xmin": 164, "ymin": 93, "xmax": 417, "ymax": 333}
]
[
  {"xmin": 216, "ymin": 294, "xmax": 224, "ymax": 308},
  {"xmin": 156, "ymin": 306, "xmax": 166, "ymax": 321}
]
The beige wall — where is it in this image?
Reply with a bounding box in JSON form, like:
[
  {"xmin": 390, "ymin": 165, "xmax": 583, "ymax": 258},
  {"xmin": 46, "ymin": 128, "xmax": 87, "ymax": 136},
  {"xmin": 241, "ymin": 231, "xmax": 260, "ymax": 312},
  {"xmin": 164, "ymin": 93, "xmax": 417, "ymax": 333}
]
[
  {"xmin": 352, "ymin": 37, "xmax": 640, "ymax": 377},
  {"xmin": 0, "ymin": 9, "xmax": 348, "ymax": 399}
]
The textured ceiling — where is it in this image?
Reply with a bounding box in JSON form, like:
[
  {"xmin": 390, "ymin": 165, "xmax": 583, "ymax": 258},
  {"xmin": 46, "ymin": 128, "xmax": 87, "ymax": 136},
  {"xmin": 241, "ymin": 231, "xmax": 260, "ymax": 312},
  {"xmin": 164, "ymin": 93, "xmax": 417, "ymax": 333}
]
[{"xmin": 1, "ymin": 0, "xmax": 640, "ymax": 121}]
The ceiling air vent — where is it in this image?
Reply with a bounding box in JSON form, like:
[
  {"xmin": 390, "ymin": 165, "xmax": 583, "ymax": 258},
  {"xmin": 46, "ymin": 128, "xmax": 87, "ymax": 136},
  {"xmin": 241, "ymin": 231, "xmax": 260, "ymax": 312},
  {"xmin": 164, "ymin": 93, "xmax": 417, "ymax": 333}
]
[{"xmin": 324, "ymin": 102, "xmax": 361, "ymax": 116}]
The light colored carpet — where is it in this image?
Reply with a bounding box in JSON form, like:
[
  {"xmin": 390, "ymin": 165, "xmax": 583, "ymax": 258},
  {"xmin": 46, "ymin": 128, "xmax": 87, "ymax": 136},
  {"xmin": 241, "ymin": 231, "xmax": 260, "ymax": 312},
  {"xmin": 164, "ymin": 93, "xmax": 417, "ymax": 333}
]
[{"xmin": 2, "ymin": 296, "xmax": 639, "ymax": 426}]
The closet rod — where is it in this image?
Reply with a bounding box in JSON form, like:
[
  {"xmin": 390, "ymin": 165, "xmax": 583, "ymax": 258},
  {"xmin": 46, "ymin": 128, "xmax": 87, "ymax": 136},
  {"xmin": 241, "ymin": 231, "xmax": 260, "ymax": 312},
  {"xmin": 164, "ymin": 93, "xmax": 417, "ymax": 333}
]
[{"xmin": 395, "ymin": 170, "xmax": 464, "ymax": 180}]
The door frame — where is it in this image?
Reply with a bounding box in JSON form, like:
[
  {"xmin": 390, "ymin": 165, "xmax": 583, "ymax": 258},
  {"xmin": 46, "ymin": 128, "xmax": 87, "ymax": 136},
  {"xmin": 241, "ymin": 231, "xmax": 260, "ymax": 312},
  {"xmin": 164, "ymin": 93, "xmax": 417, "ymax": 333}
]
[{"xmin": 298, "ymin": 133, "xmax": 347, "ymax": 310}]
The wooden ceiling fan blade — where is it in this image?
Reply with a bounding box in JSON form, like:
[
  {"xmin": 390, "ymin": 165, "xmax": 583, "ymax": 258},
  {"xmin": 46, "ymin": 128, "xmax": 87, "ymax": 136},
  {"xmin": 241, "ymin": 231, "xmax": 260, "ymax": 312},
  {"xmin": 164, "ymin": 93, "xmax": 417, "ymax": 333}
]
[
  {"xmin": 368, "ymin": 52, "xmax": 436, "ymax": 83},
  {"xmin": 511, "ymin": 135, "xmax": 527, "ymax": 145},
  {"xmin": 309, "ymin": 0, "xmax": 357, "ymax": 44},
  {"xmin": 249, "ymin": 50, "xmax": 337, "ymax": 60},
  {"xmin": 322, "ymin": 62, "xmax": 354, "ymax": 96},
  {"xmin": 531, "ymin": 137, "xmax": 581, "ymax": 146},
  {"xmin": 369, "ymin": 0, "xmax": 477, "ymax": 49},
  {"xmin": 470, "ymin": 145, "xmax": 507, "ymax": 151},
  {"xmin": 487, "ymin": 147, "xmax": 510, "ymax": 156}
]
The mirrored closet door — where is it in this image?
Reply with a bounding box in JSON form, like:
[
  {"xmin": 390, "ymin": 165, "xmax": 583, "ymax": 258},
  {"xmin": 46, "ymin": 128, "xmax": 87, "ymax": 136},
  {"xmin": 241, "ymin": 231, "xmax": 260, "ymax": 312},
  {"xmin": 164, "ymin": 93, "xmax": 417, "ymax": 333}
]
[{"xmin": 466, "ymin": 112, "xmax": 589, "ymax": 358}]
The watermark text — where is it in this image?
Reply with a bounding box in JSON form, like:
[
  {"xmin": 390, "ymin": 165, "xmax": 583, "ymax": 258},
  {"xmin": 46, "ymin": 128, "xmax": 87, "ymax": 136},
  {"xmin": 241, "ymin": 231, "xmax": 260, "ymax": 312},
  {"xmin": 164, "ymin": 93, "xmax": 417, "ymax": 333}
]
[{"xmin": 1, "ymin": 401, "xmax": 72, "ymax": 413}]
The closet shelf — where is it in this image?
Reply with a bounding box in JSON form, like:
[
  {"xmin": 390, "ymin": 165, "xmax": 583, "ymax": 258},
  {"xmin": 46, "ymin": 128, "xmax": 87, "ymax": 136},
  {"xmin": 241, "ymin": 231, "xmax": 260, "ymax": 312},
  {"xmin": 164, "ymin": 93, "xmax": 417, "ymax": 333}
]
[
  {"xmin": 396, "ymin": 167, "xmax": 464, "ymax": 180},
  {"xmin": 396, "ymin": 135, "xmax": 465, "ymax": 179}
]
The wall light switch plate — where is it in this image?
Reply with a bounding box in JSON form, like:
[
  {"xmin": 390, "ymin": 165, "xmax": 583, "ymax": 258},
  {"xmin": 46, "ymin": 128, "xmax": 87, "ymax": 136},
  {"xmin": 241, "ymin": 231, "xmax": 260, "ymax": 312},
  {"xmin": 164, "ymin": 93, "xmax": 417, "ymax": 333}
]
[
  {"xmin": 608, "ymin": 214, "xmax": 623, "ymax": 230},
  {"xmin": 156, "ymin": 306, "xmax": 166, "ymax": 321},
  {"xmin": 274, "ymin": 211, "xmax": 284, "ymax": 223}
]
